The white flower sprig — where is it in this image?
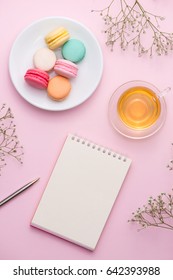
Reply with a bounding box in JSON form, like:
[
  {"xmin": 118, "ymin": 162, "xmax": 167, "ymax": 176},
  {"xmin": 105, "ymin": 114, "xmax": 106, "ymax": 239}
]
[
  {"xmin": 0, "ymin": 104, "xmax": 24, "ymax": 175},
  {"xmin": 128, "ymin": 191, "xmax": 173, "ymax": 231},
  {"xmin": 92, "ymin": 0, "xmax": 173, "ymax": 57},
  {"xmin": 167, "ymin": 143, "xmax": 173, "ymax": 171},
  {"xmin": 129, "ymin": 149, "xmax": 173, "ymax": 231}
]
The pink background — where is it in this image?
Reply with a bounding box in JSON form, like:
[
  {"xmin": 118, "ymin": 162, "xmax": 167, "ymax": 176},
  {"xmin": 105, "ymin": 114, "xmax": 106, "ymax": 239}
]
[{"xmin": 1, "ymin": 0, "xmax": 173, "ymax": 260}]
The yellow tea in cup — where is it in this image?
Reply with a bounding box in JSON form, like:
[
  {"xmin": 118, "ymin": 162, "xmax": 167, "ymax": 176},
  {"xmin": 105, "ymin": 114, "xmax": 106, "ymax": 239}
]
[{"xmin": 117, "ymin": 86, "xmax": 161, "ymax": 129}]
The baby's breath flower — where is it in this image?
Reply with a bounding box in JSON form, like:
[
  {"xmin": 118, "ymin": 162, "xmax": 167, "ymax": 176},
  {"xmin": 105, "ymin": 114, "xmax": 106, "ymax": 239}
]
[
  {"xmin": 0, "ymin": 104, "xmax": 24, "ymax": 175},
  {"xmin": 129, "ymin": 190, "xmax": 173, "ymax": 231},
  {"xmin": 92, "ymin": 0, "xmax": 173, "ymax": 57}
]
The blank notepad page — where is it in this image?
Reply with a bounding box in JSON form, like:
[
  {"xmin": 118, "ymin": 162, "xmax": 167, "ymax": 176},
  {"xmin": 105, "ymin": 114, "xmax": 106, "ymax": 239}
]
[{"xmin": 31, "ymin": 134, "xmax": 132, "ymax": 250}]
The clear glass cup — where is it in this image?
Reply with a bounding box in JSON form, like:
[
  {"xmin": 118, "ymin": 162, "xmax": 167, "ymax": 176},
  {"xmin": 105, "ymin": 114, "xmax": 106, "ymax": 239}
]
[{"xmin": 108, "ymin": 80, "xmax": 167, "ymax": 139}]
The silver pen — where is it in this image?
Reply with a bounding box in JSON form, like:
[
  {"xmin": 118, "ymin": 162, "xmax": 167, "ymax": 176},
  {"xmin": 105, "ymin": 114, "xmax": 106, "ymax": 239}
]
[{"xmin": 0, "ymin": 178, "xmax": 40, "ymax": 207}]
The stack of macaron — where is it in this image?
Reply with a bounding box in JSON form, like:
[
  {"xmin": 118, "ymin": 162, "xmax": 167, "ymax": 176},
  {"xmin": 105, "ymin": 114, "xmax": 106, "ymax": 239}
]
[{"xmin": 24, "ymin": 26, "xmax": 86, "ymax": 101}]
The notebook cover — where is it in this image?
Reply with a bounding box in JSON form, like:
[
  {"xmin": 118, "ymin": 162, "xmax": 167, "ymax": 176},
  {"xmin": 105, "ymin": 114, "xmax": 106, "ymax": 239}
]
[{"xmin": 31, "ymin": 134, "xmax": 132, "ymax": 250}]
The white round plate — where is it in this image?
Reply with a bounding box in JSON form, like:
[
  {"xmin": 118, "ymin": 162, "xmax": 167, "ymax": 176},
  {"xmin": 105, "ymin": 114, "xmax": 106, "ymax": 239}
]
[{"xmin": 9, "ymin": 17, "xmax": 103, "ymax": 111}]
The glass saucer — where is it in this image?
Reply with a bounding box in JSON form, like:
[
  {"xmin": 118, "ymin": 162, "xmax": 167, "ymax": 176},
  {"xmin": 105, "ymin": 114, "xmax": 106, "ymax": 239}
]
[{"xmin": 108, "ymin": 81, "xmax": 167, "ymax": 139}]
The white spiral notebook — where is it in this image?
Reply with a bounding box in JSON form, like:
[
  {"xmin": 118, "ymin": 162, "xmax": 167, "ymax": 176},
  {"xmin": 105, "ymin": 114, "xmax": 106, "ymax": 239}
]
[{"xmin": 31, "ymin": 134, "xmax": 132, "ymax": 250}]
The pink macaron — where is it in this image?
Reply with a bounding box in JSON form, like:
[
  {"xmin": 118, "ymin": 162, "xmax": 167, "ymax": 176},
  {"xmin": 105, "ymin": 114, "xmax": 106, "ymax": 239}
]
[
  {"xmin": 54, "ymin": 59, "xmax": 78, "ymax": 79},
  {"xmin": 24, "ymin": 68, "xmax": 49, "ymax": 89}
]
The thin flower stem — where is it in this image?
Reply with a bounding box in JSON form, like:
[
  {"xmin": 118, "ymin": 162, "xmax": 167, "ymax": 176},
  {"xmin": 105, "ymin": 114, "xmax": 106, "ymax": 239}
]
[
  {"xmin": 0, "ymin": 104, "xmax": 24, "ymax": 175},
  {"xmin": 129, "ymin": 189, "xmax": 173, "ymax": 232},
  {"xmin": 92, "ymin": 0, "xmax": 173, "ymax": 56}
]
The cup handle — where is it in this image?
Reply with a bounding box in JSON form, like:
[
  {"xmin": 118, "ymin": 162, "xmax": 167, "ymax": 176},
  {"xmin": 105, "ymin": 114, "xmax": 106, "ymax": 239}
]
[{"xmin": 157, "ymin": 87, "xmax": 171, "ymax": 98}]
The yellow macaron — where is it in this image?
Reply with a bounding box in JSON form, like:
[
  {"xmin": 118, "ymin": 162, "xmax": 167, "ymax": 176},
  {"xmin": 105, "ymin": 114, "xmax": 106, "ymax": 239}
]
[{"xmin": 45, "ymin": 27, "xmax": 70, "ymax": 50}]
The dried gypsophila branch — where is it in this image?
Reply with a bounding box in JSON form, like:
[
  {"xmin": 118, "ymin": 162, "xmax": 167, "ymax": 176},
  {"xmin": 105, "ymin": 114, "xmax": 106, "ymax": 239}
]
[
  {"xmin": 92, "ymin": 0, "xmax": 173, "ymax": 57},
  {"xmin": 0, "ymin": 104, "xmax": 24, "ymax": 175},
  {"xmin": 128, "ymin": 190, "xmax": 173, "ymax": 231},
  {"xmin": 167, "ymin": 143, "xmax": 173, "ymax": 170}
]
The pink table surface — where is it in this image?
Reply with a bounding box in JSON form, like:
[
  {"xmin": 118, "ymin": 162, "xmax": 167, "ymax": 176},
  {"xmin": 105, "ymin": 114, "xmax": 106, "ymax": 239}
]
[{"xmin": 1, "ymin": 0, "xmax": 173, "ymax": 260}]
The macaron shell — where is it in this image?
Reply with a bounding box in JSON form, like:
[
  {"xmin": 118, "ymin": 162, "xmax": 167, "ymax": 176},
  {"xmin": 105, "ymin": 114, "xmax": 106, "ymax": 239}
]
[
  {"xmin": 61, "ymin": 39, "xmax": 86, "ymax": 63},
  {"xmin": 54, "ymin": 68, "xmax": 76, "ymax": 79},
  {"xmin": 24, "ymin": 69, "xmax": 49, "ymax": 89},
  {"xmin": 45, "ymin": 27, "xmax": 70, "ymax": 50},
  {"xmin": 54, "ymin": 59, "xmax": 78, "ymax": 79},
  {"xmin": 33, "ymin": 48, "xmax": 56, "ymax": 71},
  {"xmin": 47, "ymin": 76, "xmax": 71, "ymax": 101}
]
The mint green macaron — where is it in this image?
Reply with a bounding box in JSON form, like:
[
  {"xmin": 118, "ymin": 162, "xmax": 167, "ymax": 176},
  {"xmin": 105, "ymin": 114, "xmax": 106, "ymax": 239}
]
[{"xmin": 61, "ymin": 39, "xmax": 86, "ymax": 63}]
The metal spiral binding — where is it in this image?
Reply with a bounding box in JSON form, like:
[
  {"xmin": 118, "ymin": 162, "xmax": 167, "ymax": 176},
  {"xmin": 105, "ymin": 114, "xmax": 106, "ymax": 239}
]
[{"xmin": 71, "ymin": 135, "xmax": 127, "ymax": 162}]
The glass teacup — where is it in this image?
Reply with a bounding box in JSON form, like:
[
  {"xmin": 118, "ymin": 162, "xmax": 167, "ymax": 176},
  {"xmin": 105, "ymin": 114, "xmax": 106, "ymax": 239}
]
[{"xmin": 108, "ymin": 81, "xmax": 167, "ymax": 139}]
